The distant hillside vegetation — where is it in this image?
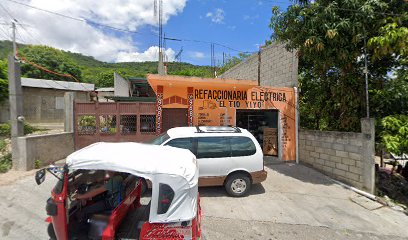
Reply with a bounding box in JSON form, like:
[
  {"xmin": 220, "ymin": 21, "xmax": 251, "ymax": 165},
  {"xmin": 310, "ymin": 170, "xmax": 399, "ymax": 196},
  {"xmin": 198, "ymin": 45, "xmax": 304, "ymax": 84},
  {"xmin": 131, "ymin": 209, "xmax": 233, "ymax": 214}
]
[{"xmin": 0, "ymin": 40, "xmax": 213, "ymax": 87}]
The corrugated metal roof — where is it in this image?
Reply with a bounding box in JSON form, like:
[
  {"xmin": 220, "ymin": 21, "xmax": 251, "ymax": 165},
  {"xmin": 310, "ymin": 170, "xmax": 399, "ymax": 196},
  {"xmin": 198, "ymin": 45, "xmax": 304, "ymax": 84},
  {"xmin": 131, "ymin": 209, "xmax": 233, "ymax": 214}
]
[
  {"xmin": 21, "ymin": 78, "xmax": 94, "ymax": 91},
  {"xmin": 95, "ymin": 87, "xmax": 114, "ymax": 92}
]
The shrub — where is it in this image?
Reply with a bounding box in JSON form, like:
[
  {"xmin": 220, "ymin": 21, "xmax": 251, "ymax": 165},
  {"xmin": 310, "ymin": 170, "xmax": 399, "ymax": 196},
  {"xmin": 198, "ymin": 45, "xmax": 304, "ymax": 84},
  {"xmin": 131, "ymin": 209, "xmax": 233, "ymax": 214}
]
[
  {"xmin": 0, "ymin": 122, "xmax": 44, "ymax": 137},
  {"xmin": 0, "ymin": 153, "xmax": 12, "ymax": 173}
]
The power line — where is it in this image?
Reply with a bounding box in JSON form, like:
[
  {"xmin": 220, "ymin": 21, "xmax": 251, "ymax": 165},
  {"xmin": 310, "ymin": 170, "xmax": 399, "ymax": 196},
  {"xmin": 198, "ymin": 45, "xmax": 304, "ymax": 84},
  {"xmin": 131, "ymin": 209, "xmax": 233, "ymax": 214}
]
[
  {"xmin": 4, "ymin": 0, "xmax": 147, "ymax": 36},
  {"xmin": 5, "ymin": 0, "xmax": 256, "ymax": 54}
]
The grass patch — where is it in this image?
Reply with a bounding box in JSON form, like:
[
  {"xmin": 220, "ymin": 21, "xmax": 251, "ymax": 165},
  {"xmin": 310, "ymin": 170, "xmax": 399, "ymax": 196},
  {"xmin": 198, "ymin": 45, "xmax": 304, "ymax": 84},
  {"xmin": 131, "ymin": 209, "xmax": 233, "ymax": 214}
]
[
  {"xmin": 0, "ymin": 139, "xmax": 6, "ymax": 152},
  {"xmin": 0, "ymin": 153, "xmax": 12, "ymax": 173}
]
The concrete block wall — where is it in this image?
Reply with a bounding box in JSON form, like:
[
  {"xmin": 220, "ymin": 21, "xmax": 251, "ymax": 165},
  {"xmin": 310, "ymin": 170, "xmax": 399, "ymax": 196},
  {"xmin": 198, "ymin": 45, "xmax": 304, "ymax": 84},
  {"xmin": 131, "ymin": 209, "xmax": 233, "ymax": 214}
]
[
  {"xmin": 299, "ymin": 119, "xmax": 375, "ymax": 193},
  {"xmin": 220, "ymin": 42, "xmax": 298, "ymax": 87},
  {"xmin": 14, "ymin": 132, "xmax": 74, "ymax": 170}
]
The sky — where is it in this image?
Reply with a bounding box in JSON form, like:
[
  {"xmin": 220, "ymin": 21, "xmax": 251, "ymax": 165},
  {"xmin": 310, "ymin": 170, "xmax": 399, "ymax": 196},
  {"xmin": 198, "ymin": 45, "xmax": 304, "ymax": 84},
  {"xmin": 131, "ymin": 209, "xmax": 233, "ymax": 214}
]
[{"xmin": 0, "ymin": 0, "xmax": 293, "ymax": 65}]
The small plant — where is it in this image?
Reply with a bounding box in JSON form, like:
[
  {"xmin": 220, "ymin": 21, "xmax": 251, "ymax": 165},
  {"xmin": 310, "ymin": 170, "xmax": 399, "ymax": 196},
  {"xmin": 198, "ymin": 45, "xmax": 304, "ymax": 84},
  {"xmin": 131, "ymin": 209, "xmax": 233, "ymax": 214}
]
[
  {"xmin": 0, "ymin": 122, "xmax": 45, "ymax": 137},
  {"xmin": 381, "ymin": 115, "xmax": 408, "ymax": 173},
  {"xmin": 0, "ymin": 153, "xmax": 12, "ymax": 173},
  {"xmin": 34, "ymin": 159, "xmax": 41, "ymax": 169}
]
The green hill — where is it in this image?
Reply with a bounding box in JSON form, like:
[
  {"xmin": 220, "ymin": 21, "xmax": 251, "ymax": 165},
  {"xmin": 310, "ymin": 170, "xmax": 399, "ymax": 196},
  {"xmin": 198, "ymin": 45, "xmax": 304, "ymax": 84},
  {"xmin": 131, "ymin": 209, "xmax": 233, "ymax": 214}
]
[{"xmin": 0, "ymin": 40, "xmax": 213, "ymax": 87}]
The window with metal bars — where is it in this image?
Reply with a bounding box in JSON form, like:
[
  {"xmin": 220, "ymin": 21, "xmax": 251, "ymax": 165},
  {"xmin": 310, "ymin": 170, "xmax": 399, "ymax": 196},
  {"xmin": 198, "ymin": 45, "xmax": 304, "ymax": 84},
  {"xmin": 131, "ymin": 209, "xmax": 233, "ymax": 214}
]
[
  {"xmin": 140, "ymin": 115, "xmax": 156, "ymax": 133},
  {"xmin": 120, "ymin": 115, "xmax": 137, "ymax": 135}
]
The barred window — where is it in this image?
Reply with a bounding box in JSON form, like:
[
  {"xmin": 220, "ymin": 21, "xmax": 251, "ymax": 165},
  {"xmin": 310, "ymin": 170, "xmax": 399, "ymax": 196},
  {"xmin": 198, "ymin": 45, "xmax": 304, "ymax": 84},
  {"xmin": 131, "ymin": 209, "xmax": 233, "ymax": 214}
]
[
  {"xmin": 140, "ymin": 115, "xmax": 156, "ymax": 133},
  {"xmin": 120, "ymin": 115, "xmax": 137, "ymax": 135}
]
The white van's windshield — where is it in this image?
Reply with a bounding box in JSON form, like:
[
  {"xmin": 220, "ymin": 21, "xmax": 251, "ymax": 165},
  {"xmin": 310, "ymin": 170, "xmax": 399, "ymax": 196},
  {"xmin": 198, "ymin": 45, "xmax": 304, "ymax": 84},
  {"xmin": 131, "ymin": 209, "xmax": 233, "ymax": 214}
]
[{"xmin": 148, "ymin": 132, "xmax": 170, "ymax": 145}]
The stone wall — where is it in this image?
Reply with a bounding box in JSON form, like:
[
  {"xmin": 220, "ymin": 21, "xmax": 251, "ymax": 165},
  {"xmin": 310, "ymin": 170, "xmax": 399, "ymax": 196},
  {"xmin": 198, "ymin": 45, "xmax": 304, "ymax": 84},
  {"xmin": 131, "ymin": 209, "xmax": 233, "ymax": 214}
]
[
  {"xmin": 0, "ymin": 88, "xmax": 89, "ymax": 124},
  {"xmin": 14, "ymin": 132, "xmax": 74, "ymax": 170},
  {"xmin": 299, "ymin": 119, "xmax": 375, "ymax": 193},
  {"xmin": 220, "ymin": 42, "xmax": 298, "ymax": 87}
]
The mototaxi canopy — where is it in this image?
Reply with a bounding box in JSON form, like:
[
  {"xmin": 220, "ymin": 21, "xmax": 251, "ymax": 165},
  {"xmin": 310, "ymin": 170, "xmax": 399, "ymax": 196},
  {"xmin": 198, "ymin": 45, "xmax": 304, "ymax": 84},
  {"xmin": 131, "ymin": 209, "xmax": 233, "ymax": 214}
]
[{"xmin": 66, "ymin": 142, "xmax": 198, "ymax": 223}]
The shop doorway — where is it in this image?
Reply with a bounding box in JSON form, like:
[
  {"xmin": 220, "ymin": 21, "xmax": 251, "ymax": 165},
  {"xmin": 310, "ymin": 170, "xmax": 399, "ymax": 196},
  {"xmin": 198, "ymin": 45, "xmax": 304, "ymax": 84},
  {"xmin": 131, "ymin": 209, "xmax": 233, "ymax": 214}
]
[
  {"xmin": 162, "ymin": 108, "xmax": 188, "ymax": 132},
  {"xmin": 236, "ymin": 109, "xmax": 279, "ymax": 156}
]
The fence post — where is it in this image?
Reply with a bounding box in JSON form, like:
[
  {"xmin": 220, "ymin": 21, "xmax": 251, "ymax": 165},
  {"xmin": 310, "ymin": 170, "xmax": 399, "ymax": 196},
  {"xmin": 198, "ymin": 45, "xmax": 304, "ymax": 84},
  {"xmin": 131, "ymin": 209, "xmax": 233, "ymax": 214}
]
[
  {"xmin": 64, "ymin": 92, "xmax": 76, "ymax": 132},
  {"xmin": 361, "ymin": 118, "xmax": 376, "ymax": 194}
]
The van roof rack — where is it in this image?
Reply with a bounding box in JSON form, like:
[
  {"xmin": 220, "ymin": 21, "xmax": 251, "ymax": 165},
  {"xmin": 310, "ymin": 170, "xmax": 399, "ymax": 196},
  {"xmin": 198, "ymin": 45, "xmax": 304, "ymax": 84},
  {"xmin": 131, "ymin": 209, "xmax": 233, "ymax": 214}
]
[{"xmin": 195, "ymin": 126, "xmax": 241, "ymax": 133}]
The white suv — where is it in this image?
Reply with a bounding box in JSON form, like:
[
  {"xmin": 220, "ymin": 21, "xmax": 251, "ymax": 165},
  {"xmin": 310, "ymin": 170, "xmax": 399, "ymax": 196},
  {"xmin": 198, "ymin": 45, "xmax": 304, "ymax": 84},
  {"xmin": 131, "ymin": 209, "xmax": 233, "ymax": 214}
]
[{"xmin": 149, "ymin": 126, "xmax": 267, "ymax": 197}]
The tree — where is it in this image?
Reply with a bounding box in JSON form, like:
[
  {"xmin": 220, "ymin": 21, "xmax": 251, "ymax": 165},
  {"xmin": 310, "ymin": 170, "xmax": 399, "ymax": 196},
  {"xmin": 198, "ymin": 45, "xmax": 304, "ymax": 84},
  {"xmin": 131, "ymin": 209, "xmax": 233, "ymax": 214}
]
[
  {"xmin": 18, "ymin": 45, "xmax": 82, "ymax": 82},
  {"xmin": 269, "ymin": 0, "xmax": 408, "ymax": 131},
  {"xmin": 0, "ymin": 60, "xmax": 7, "ymax": 104}
]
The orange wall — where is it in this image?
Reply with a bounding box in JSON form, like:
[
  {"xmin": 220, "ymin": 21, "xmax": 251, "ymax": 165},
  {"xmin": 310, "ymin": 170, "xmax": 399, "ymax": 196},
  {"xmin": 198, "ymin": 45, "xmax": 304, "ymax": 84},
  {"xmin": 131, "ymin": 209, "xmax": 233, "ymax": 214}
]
[{"xmin": 148, "ymin": 76, "xmax": 296, "ymax": 161}]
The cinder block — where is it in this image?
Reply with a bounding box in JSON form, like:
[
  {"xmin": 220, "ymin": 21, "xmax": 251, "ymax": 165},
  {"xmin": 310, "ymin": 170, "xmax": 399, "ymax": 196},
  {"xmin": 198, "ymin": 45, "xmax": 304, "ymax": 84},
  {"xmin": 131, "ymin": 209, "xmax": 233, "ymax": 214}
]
[
  {"xmin": 320, "ymin": 142, "xmax": 332, "ymax": 148},
  {"xmin": 333, "ymin": 168, "xmax": 346, "ymax": 177},
  {"xmin": 336, "ymin": 150, "xmax": 349, "ymax": 158},
  {"xmin": 310, "ymin": 151, "xmax": 320, "ymax": 158},
  {"xmin": 315, "ymin": 158, "xmax": 325, "ymax": 165},
  {"xmin": 349, "ymin": 166, "xmax": 361, "ymax": 175},
  {"xmin": 345, "ymin": 145, "xmax": 361, "ymax": 154},
  {"xmin": 342, "ymin": 158, "xmax": 356, "ymax": 166},
  {"xmin": 306, "ymin": 145, "xmax": 315, "ymax": 151},
  {"xmin": 330, "ymin": 155, "xmax": 342, "ymax": 163},
  {"xmin": 320, "ymin": 153, "xmax": 329, "ymax": 160},
  {"xmin": 335, "ymin": 163, "xmax": 349, "ymax": 171},
  {"xmin": 346, "ymin": 172, "xmax": 360, "ymax": 182},
  {"xmin": 335, "ymin": 137, "xmax": 349, "ymax": 144},
  {"xmin": 315, "ymin": 147, "xmax": 326, "ymax": 153},
  {"xmin": 323, "ymin": 166, "xmax": 333, "ymax": 173},
  {"xmin": 356, "ymin": 161, "xmax": 362, "ymax": 168},
  {"xmin": 324, "ymin": 149, "xmax": 336, "ymax": 156},
  {"xmin": 324, "ymin": 160, "xmax": 335, "ymax": 168},
  {"xmin": 349, "ymin": 152, "xmax": 361, "ymax": 161},
  {"xmin": 312, "ymin": 141, "xmax": 321, "ymax": 147},
  {"xmin": 332, "ymin": 143, "xmax": 345, "ymax": 151},
  {"xmin": 349, "ymin": 138, "xmax": 362, "ymax": 146},
  {"xmin": 306, "ymin": 135, "xmax": 316, "ymax": 141}
]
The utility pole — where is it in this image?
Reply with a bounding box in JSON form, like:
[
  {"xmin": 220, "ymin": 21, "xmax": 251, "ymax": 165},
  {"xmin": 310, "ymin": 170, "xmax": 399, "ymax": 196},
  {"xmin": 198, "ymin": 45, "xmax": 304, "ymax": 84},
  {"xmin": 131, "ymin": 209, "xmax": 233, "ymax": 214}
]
[
  {"xmin": 257, "ymin": 47, "xmax": 261, "ymax": 86},
  {"xmin": 363, "ymin": 36, "xmax": 369, "ymax": 118},
  {"xmin": 8, "ymin": 20, "xmax": 24, "ymax": 169},
  {"xmin": 12, "ymin": 21, "xmax": 17, "ymax": 56}
]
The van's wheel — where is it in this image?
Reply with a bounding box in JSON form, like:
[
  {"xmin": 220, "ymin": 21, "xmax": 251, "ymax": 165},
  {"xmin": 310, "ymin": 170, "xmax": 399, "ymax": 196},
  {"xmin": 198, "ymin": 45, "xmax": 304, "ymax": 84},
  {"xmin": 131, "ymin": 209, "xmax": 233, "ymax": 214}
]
[
  {"xmin": 225, "ymin": 173, "xmax": 251, "ymax": 197},
  {"xmin": 47, "ymin": 223, "xmax": 56, "ymax": 240}
]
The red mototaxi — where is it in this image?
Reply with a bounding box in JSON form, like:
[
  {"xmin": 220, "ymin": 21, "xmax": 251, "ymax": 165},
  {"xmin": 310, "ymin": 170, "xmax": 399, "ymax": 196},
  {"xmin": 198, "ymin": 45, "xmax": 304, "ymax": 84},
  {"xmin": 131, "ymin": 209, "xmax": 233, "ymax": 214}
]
[{"xmin": 35, "ymin": 142, "xmax": 202, "ymax": 240}]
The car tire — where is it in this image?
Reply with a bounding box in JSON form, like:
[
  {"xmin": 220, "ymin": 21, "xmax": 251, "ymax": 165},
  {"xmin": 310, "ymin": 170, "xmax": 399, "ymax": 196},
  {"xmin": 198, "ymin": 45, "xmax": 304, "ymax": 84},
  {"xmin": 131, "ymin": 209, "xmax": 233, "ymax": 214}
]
[
  {"xmin": 225, "ymin": 173, "xmax": 251, "ymax": 197},
  {"xmin": 47, "ymin": 223, "xmax": 57, "ymax": 240}
]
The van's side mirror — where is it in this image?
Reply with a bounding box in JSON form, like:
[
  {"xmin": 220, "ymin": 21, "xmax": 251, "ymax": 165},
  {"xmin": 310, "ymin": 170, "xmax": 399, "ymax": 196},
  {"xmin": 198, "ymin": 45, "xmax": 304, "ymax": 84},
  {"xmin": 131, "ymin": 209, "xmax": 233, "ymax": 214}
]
[{"xmin": 35, "ymin": 169, "xmax": 46, "ymax": 185}]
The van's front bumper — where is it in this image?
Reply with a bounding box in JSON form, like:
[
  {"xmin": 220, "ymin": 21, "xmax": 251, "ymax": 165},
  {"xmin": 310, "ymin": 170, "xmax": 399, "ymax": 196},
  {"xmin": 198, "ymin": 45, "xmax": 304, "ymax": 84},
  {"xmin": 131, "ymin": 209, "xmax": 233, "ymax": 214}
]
[{"xmin": 251, "ymin": 170, "xmax": 267, "ymax": 184}]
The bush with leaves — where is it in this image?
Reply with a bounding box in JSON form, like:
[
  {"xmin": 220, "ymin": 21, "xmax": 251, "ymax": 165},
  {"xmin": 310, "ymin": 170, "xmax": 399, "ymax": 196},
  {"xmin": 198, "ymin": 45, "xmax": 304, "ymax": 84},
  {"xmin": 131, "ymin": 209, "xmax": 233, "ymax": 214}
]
[{"xmin": 381, "ymin": 115, "xmax": 408, "ymax": 157}]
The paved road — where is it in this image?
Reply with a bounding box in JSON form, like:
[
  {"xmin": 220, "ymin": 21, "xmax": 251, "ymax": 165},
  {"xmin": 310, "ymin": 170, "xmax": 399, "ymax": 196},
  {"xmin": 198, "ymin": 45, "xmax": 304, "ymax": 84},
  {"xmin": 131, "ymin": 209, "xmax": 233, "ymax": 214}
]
[
  {"xmin": 0, "ymin": 163, "xmax": 407, "ymax": 239},
  {"xmin": 200, "ymin": 162, "xmax": 408, "ymax": 239}
]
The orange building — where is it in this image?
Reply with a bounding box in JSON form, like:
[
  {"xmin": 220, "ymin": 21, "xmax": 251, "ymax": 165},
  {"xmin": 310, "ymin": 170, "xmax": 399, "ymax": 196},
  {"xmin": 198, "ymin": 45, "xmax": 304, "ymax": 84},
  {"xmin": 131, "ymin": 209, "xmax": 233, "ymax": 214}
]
[{"xmin": 147, "ymin": 74, "xmax": 298, "ymax": 161}]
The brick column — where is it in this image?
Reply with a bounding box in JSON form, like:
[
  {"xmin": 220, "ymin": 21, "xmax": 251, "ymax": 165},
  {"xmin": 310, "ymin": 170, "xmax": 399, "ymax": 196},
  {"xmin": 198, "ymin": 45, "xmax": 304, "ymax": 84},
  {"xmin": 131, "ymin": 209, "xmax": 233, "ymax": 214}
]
[
  {"xmin": 156, "ymin": 85, "xmax": 163, "ymax": 135},
  {"xmin": 187, "ymin": 87, "xmax": 194, "ymax": 126}
]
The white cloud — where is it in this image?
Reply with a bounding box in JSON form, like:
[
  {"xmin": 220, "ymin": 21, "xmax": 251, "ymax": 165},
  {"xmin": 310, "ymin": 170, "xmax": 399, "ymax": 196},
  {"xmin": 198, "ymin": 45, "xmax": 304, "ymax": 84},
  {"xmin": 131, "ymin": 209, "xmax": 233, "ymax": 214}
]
[
  {"xmin": 116, "ymin": 46, "xmax": 175, "ymax": 62},
  {"xmin": 0, "ymin": 0, "xmax": 186, "ymax": 62},
  {"xmin": 189, "ymin": 51, "xmax": 205, "ymax": 59},
  {"xmin": 206, "ymin": 8, "xmax": 225, "ymax": 24}
]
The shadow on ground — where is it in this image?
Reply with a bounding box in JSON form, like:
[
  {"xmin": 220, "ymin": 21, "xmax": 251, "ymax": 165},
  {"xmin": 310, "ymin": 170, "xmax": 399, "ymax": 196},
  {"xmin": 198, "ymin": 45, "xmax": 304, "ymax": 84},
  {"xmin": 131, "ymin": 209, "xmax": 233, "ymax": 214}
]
[
  {"xmin": 264, "ymin": 157, "xmax": 335, "ymax": 186},
  {"xmin": 199, "ymin": 183, "xmax": 265, "ymax": 198}
]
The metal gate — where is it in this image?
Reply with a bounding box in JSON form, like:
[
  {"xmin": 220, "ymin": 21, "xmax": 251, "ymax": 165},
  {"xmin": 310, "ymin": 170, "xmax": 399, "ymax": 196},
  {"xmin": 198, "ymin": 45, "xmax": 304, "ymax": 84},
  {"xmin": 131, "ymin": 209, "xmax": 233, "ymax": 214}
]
[
  {"xmin": 74, "ymin": 102, "xmax": 157, "ymax": 149},
  {"xmin": 162, "ymin": 108, "xmax": 188, "ymax": 133}
]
